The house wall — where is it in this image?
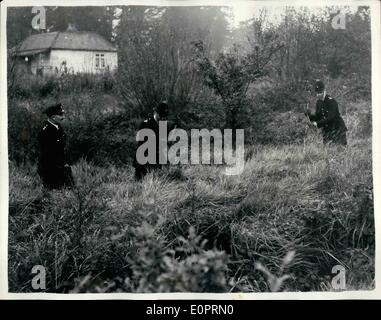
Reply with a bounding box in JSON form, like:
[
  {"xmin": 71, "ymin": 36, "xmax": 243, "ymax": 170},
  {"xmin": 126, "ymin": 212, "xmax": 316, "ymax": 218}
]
[
  {"xmin": 48, "ymin": 50, "xmax": 118, "ymax": 74},
  {"xmin": 29, "ymin": 52, "xmax": 51, "ymax": 75},
  {"xmin": 30, "ymin": 56, "xmax": 38, "ymax": 74}
]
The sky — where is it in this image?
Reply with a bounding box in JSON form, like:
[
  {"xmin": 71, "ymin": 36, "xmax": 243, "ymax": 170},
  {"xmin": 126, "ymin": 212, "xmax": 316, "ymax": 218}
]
[
  {"xmin": 231, "ymin": 4, "xmax": 265, "ymax": 25},
  {"xmin": 112, "ymin": 5, "xmax": 359, "ymax": 30},
  {"xmin": 230, "ymin": 4, "xmax": 358, "ymax": 27},
  {"xmin": 230, "ymin": 5, "xmax": 286, "ymax": 27}
]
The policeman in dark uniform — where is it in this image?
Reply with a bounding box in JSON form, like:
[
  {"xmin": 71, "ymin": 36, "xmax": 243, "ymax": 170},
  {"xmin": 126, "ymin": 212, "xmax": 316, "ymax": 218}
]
[
  {"xmin": 133, "ymin": 101, "xmax": 175, "ymax": 180},
  {"xmin": 37, "ymin": 103, "xmax": 74, "ymax": 189},
  {"xmin": 307, "ymin": 80, "xmax": 347, "ymax": 145}
]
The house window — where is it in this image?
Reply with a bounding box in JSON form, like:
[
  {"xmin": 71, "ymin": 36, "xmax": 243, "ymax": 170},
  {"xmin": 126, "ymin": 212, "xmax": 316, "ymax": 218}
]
[
  {"xmin": 95, "ymin": 54, "xmax": 100, "ymax": 68},
  {"xmin": 95, "ymin": 53, "xmax": 105, "ymax": 69},
  {"xmin": 101, "ymin": 54, "xmax": 105, "ymax": 68},
  {"xmin": 37, "ymin": 53, "xmax": 45, "ymax": 76}
]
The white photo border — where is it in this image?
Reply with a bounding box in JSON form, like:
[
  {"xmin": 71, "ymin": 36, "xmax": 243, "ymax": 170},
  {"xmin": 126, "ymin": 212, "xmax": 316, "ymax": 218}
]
[{"xmin": 0, "ymin": 0, "xmax": 380, "ymax": 300}]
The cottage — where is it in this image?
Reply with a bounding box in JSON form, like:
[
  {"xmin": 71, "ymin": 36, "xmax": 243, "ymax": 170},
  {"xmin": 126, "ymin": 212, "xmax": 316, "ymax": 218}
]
[{"xmin": 15, "ymin": 28, "xmax": 118, "ymax": 75}]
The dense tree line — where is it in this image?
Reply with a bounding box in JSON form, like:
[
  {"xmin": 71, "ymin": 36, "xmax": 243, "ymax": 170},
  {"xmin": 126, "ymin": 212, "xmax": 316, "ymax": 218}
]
[
  {"xmin": 7, "ymin": 6, "xmax": 116, "ymax": 48},
  {"xmin": 7, "ymin": 5, "xmax": 371, "ymax": 124}
]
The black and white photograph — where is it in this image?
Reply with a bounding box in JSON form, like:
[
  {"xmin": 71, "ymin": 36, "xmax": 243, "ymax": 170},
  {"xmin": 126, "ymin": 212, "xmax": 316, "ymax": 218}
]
[{"xmin": 0, "ymin": 0, "xmax": 380, "ymax": 296}]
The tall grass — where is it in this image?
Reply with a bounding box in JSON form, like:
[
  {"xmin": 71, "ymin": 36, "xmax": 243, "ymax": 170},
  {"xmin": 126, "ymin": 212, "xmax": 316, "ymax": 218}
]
[
  {"xmin": 8, "ymin": 127, "xmax": 374, "ymax": 292},
  {"xmin": 7, "ymin": 73, "xmax": 373, "ymax": 292}
]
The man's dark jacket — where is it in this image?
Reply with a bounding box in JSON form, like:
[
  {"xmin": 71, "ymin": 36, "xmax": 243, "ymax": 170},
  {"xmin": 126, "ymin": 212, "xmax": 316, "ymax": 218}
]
[
  {"xmin": 37, "ymin": 120, "xmax": 73, "ymax": 189},
  {"xmin": 133, "ymin": 117, "xmax": 176, "ymax": 180},
  {"xmin": 308, "ymin": 94, "xmax": 347, "ymax": 145}
]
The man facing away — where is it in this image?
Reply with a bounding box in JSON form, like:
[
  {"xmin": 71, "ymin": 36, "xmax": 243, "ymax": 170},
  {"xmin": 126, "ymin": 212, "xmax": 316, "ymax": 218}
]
[
  {"xmin": 307, "ymin": 80, "xmax": 348, "ymax": 146},
  {"xmin": 133, "ymin": 101, "xmax": 176, "ymax": 180},
  {"xmin": 37, "ymin": 103, "xmax": 74, "ymax": 189}
]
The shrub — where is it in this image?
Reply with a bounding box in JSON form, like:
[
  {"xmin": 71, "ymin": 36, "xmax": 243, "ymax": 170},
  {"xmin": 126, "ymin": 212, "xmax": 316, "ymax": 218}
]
[
  {"xmin": 67, "ymin": 112, "xmax": 138, "ymax": 166},
  {"xmin": 8, "ymin": 90, "xmax": 126, "ymax": 166},
  {"xmin": 263, "ymin": 111, "xmax": 314, "ymax": 145},
  {"xmin": 9, "ymin": 72, "xmax": 117, "ymax": 99},
  {"xmin": 8, "ymin": 99, "xmax": 43, "ymax": 164}
]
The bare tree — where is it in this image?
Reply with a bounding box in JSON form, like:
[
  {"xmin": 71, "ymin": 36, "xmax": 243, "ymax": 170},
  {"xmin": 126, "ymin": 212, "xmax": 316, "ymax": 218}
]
[{"xmin": 116, "ymin": 6, "xmax": 229, "ymax": 118}]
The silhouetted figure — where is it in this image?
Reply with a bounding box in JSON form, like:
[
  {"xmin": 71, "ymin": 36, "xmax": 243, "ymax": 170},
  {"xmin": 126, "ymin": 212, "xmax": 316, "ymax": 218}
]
[
  {"xmin": 307, "ymin": 80, "xmax": 347, "ymax": 145},
  {"xmin": 133, "ymin": 101, "xmax": 176, "ymax": 181},
  {"xmin": 37, "ymin": 103, "xmax": 74, "ymax": 189}
]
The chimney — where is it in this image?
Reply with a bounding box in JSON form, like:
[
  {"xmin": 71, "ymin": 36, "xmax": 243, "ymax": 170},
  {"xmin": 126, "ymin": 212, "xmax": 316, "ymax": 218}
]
[{"xmin": 66, "ymin": 23, "xmax": 78, "ymax": 32}]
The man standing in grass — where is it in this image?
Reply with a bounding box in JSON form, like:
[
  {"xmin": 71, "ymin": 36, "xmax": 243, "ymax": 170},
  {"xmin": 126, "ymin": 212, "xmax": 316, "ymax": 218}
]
[
  {"xmin": 37, "ymin": 103, "xmax": 74, "ymax": 189},
  {"xmin": 133, "ymin": 101, "xmax": 175, "ymax": 180},
  {"xmin": 307, "ymin": 80, "xmax": 348, "ymax": 146}
]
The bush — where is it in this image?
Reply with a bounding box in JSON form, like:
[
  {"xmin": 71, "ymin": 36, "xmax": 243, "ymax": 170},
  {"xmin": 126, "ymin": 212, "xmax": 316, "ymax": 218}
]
[
  {"xmin": 9, "ymin": 72, "xmax": 118, "ymax": 99},
  {"xmin": 68, "ymin": 112, "xmax": 138, "ymax": 166},
  {"xmin": 8, "ymin": 90, "xmax": 126, "ymax": 166},
  {"xmin": 252, "ymin": 82, "xmax": 307, "ymax": 113},
  {"xmin": 8, "ymin": 99, "xmax": 43, "ymax": 164},
  {"xmin": 263, "ymin": 111, "xmax": 314, "ymax": 145}
]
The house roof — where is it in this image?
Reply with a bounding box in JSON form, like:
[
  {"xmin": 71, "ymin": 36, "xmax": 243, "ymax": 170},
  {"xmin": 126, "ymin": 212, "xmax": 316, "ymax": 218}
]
[{"xmin": 16, "ymin": 31, "xmax": 117, "ymax": 56}]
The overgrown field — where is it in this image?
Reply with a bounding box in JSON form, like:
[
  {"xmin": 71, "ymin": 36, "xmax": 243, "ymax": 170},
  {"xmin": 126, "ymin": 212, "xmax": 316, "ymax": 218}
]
[
  {"xmin": 7, "ymin": 5, "xmax": 374, "ymax": 293},
  {"xmin": 8, "ymin": 103, "xmax": 374, "ymax": 292}
]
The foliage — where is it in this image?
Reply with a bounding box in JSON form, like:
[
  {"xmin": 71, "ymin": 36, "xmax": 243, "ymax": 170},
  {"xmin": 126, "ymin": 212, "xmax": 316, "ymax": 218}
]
[
  {"xmin": 6, "ymin": 6, "xmax": 116, "ymax": 48},
  {"xmin": 116, "ymin": 6, "xmax": 229, "ymax": 117},
  {"xmin": 8, "ymin": 88, "xmax": 123, "ymax": 166},
  {"xmin": 194, "ymin": 33, "xmax": 283, "ymax": 128},
  {"xmin": 7, "ymin": 5, "xmax": 374, "ymax": 293},
  {"xmin": 8, "ymin": 122, "xmax": 374, "ymax": 292}
]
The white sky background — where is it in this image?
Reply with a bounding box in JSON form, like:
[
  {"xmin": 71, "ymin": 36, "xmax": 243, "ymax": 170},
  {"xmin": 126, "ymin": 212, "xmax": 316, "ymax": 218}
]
[
  {"xmin": 230, "ymin": 5, "xmax": 283, "ymax": 26},
  {"xmin": 230, "ymin": 4, "xmax": 358, "ymax": 27},
  {"xmin": 113, "ymin": 5, "xmax": 359, "ymax": 31},
  {"xmin": 113, "ymin": 6, "xmax": 284, "ymax": 27}
]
